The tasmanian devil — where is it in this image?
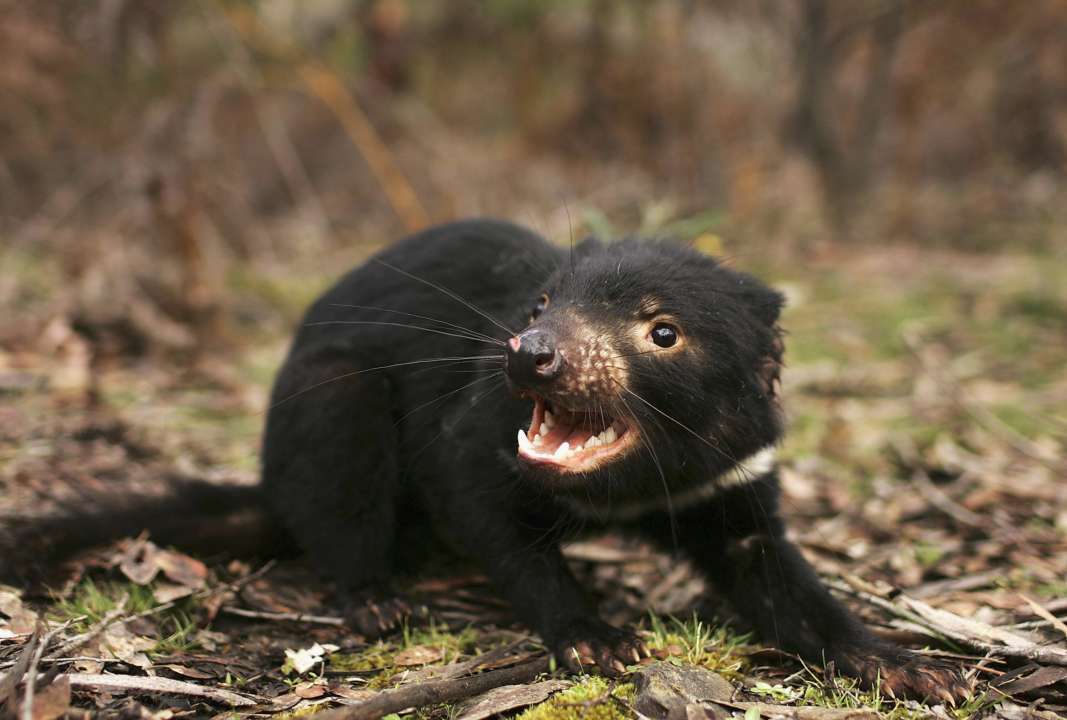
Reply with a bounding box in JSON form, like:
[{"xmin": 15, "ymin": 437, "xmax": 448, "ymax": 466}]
[{"xmin": 2, "ymin": 219, "xmax": 967, "ymax": 701}]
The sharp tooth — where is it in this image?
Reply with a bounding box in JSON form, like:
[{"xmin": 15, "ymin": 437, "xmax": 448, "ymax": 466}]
[
  {"xmin": 585, "ymin": 436, "xmax": 599, "ymax": 449},
  {"xmin": 517, "ymin": 429, "xmax": 533, "ymax": 454},
  {"xmin": 554, "ymin": 441, "xmax": 570, "ymax": 458},
  {"xmin": 532, "ymin": 433, "xmax": 543, "ymax": 446},
  {"xmin": 543, "ymin": 411, "xmax": 555, "ymax": 428},
  {"xmin": 603, "ymin": 426, "xmax": 617, "ymax": 444}
]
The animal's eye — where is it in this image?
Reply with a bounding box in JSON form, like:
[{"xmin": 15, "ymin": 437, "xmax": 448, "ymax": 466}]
[
  {"xmin": 531, "ymin": 294, "xmax": 549, "ymax": 319},
  {"xmin": 650, "ymin": 323, "xmax": 678, "ymax": 348}
]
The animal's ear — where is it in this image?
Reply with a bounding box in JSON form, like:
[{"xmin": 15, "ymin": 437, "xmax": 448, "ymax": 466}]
[
  {"xmin": 752, "ymin": 288, "xmax": 785, "ymax": 327},
  {"xmin": 759, "ymin": 325, "xmax": 785, "ymax": 402},
  {"xmin": 728, "ymin": 270, "xmax": 784, "ymax": 328}
]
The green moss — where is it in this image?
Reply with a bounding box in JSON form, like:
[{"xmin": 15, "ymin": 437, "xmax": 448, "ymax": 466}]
[
  {"xmin": 328, "ymin": 641, "xmax": 404, "ymax": 688},
  {"xmin": 644, "ymin": 614, "xmax": 751, "ymax": 680},
  {"xmin": 50, "ymin": 578, "xmax": 201, "ymax": 655},
  {"xmin": 912, "ymin": 541, "xmax": 946, "ymax": 568},
  {"xmin": 152, "ymin": 610, "xmax": 200, "ymax": 654},
  {"xmin": 327, "ymin": 621, "xmax": 480, "ymax": 690},
  {"xmin": 798, "ymin": 672, "xmax": 996, "ymax": 720},
  {"xmin": 401, "ymin": 621, "xmax": 479, "ymax": 658},
  {"xmin": 518, "ymin": 677, "xmax": 633, "ymax": 720},
  {"xmin": 277, "ymin": 702, "xmax": 332, "ymax": 719},
  {"xmin": 50, "ymin": 579, "xmax": 159, "ymax": 631}
]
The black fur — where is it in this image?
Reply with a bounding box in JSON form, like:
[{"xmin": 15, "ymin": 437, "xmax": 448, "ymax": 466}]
[{"xmin": 0, "ymin": 219, "xmax": 967, "ymax": 701}]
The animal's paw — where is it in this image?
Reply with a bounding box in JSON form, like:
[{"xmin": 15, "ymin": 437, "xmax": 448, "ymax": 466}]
[
  {"xmin": 551, "ymin": 618, "xmax": 650, "ymax": 677},
  {"xmin": 837, "ymin": 645, "xmax": 971, "ymax": 705},
  {"xmin": 343, "ymin": 592, "xmax": 424, "ymax": 639}
]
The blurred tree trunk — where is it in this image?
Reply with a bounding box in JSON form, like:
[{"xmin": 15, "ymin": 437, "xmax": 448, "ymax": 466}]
[{"xmin": 788, "ymin": 0, "xmax": 904, "ymax": 239}]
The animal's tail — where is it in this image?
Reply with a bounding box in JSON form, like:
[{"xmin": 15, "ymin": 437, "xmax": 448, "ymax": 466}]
[{"xmin": 0, "ymin": 478, "xmax": 287, "ymax": 586}]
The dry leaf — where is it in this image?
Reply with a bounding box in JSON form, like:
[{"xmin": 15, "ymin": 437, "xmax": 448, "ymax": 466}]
[
  {"xmin": 158, "ymin": 664, "xmax": 216, "ymax": 680},
  {"xmin": 100, "ymin": 622, "xmax": 155, "ymax": 669},
  {"xmin": 394, "ymin": 644, "xmax": 445, "ymax": 667},
  {"xmin": 156, "ymin": 550, "xmax": 207, "ymax": 589},
  {"xmin": 25, "ymin": 675, "xmax": 71, "ymax": 720},
  {"xmin": 152, "ymin": 582, "xmax": 196, "ymax": 604},
  {"xmin": 329, "ymin": 684, "xmax": 374, "ymax": 703},
  {"xmin": 118, "ymin": 538, "xmax": 162, "ymax": 585},
  {"xmin": 295, "ymin": 682, "xmax": 328, "ymax": 699},
  {"xmin": 458, "ymin": 680, "xmax": 570, "ymax": 720},
  {"xmin": 0, "ymin": 590, "xmax": 39, "ymax": 634}
]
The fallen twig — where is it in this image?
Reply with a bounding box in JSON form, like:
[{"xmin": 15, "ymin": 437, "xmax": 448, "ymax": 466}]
[
  {"xmin": 61, "ymin": 673, "xmax": 259, "ymax": 707},
  {"xmin": 829, "ymin": 579, "xmax": 1067, "ymax": 666},
  {"xmin": 21, "ymin": 619, "xmax": 75, "ymax": 720},
  {"xmin": 0, "ymin": 628, "xmax": 40, "ymax": 712},
  {"xmin": 46, "ymin": 599, "xmax": 128, "ymax": 663},
  {"xmin": 43, "ymin": 560, "xmax": 276, "ymax": 666},
  {"xmin": 1019, "ymin": 594, "xmax": 1067, "ymax": 644},
  {"xmin": 399, "ymin": 641, "xmax": 539, "ymax": 685},
  {"xmin": 912, "ymin": 470, "xmax": 986, "ymax": 529},
  {"xmin": 909, "ymin": 570, "xmax": 1001, "ymax": 599},
  {"xmin": 220, "ymin": 606, "xmax": 345, "ymax": 626},
  {"xmin": 317, "ymin": 655, "xmax": 552, "ymax": 720},
  {"xmin": 708, "ymin": 697, "xmax": 878, "ymax": 719}
]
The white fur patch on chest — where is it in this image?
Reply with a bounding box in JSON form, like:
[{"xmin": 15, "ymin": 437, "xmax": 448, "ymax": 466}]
[{"xmin": 560, "ymin": 445, "xmax": 778, "ymax": 522}]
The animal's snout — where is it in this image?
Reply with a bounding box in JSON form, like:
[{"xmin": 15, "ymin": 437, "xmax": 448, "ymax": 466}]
[{"xmin": 506, "ymin": 329, "xmax": 563, "ymax": 386}]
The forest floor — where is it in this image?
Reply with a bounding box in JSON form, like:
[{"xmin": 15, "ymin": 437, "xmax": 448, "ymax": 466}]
[{"xmin": 1, "ymin": 242, "xmax": 1065, "ymax": 719}]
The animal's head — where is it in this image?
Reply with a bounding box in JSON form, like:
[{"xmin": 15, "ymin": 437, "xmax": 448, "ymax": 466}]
[{"xmin": 504, "ymin": 239, "xmax": 785, "ymax": 495}]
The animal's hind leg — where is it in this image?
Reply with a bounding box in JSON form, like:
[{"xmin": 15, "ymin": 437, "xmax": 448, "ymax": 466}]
[{"xmin": 262, "ymin": 344, "xmax": 409, "ymax": 635}]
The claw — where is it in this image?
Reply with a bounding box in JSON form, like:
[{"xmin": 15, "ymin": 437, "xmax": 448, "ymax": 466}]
[
  {"xmin": 936, "ymin": 688, "xmax": 957, "ymax": 708},
  {"xmin": 611, "ymin": 659, "xmax": 627, "ymax": 675},
  {"xmin": 631, "ymin": 648, "xmax": 642, "ymax": 663}
]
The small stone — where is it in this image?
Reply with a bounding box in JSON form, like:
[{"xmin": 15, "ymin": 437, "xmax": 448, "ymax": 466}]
[{"xmin": 632, "ymin": 662, "xmax": 734, "ymax": 720}]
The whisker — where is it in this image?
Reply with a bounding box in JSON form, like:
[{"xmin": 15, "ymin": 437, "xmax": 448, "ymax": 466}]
[
  {"xmin": 394, "ymin": 372, "xmax": 503, "ymax": 425},
  {"xmin": 375, "ymin": 259, "xmax": 516, "ymax": 337},
  {"xmin": 406, "ymin": 376, "xmax": 507, "ymax": 461},
  {"xmin": 618, "ymin": 393, "xmax": 677, "ymax": 547},
  {"xmin": 327, "ymin": 303, "xmax": 504, "ymax": 344},
  {"xmin": 410, "ymin": 359, "xmax": 504, "ymax": 377},
  {"xmin": 269, "ymin": 355, "xmax": 501, "ymax": 410},
  {"xmin": 305, "ymin": 320, "xmax": 505, "ymax": 346},
  {"xmin": 612, "ymin": 379, "xmax": 741, "ymax": 467}
]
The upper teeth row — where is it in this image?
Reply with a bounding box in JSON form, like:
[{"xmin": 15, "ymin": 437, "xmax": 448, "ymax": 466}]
[
  {"xmin": 517, "ymin": 423, "xmax": 621, "ymax": 460},
  {"xmin": 529, "ymin": 410, "xmax": 554, "ymax": 445}
]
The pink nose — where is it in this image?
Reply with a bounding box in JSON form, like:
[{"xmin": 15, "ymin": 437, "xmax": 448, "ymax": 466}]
[{"xmin": 508, "ymin": 336, "xmax": 521, "ymax": 352}]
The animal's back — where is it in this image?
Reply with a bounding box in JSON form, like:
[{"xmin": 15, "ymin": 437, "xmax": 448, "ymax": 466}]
[
  {"xmin": 261, "ymin": 219, "xmax": 561, "ymax": 589},
  {"xmin": 293, "ymin": 219, "xmax": 561, "ymax": 358}
]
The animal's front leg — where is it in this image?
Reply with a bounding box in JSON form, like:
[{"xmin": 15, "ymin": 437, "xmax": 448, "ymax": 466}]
[
  {"xmin": 465, "ymin": 515, "xmax": 648, "ymax": 675},
  {"xmin": 681, "ymin": 519, "xmax": 970, "ymax": 703}
]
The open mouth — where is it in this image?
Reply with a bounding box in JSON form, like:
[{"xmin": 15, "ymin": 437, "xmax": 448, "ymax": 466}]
[{"xmin": 516, "ymin": 395, "xmax": 637, "ymax": 473}]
